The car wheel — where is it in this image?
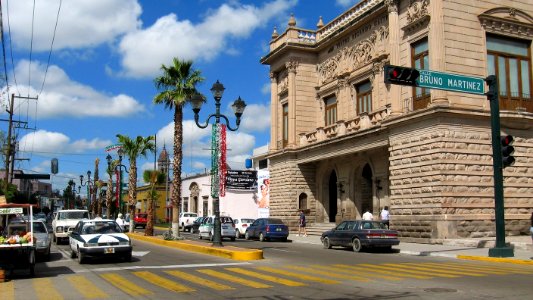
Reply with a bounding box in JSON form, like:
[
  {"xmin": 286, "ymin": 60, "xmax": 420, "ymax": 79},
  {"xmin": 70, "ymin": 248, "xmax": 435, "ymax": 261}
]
[
  {"xmin": 45, "ymin": 247, "xmax": 51, "ymax": 261},
  {"xmin": 323, "ymin": 237, "xmax": 332, "ymax": 249},
  {"xmin": 70, "ymin": 248, "xmax": 77, "ymax": 259},
  {"xmin": 209, "ymin": 232, "xmax": 213, "ymax": 241},
  {"xmin": 198, "ymin": 233, "xmax": 202, "ymax": 240},
  {"xmin": 235, "ymin": 230, "xmax": 240, "ymax": 239},
  {"xmin": 77, "ymin": 248, "xmax": 85, "ymax": 264},
  {"xmin": 230, "ymin": 237, "xmax": 236, "ymax": 241},
  {"xmin": 244, "ymin": 231, "xmax": 250, "ymax": 240},
  {"xmin": 259, "ymin": 232, "xmax": 265, "ymax": 242},
  {"xmin": 280, "ymin": 237, "xmax": 288, "ymax": 242},
  {"xmin": 124, "ymin": 251, "xmax": 132, "ymax": 262},
  {"xmin": 53, "ymin": 234, "xmax": 57, "ymax": 243},
  {"xmin": 352, "ymin": 238, "xmax": 362, "ymax": 252}
]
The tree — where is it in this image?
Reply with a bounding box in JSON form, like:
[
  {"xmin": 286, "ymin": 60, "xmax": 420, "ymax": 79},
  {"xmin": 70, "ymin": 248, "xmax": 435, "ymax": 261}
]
[
  {"xmin": 105, "ymin": 159, "xmax": 117, "ymax": 219},
  {"xmin": 116, "ymin": 134, "xmax": 156, "ymax": 233},
  {"xmin": 154, "ymin": 58, "xmax": 204, "ymax": 239},
  {"xmin": 143, "ymin": 170, "xmax": 165, "ymax": 236}
]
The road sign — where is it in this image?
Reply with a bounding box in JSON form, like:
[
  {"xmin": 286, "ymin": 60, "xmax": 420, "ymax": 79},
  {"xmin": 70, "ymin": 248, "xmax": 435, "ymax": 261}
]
[{"xmin": 417, "ymin": 69, "xmax": 485, "ymax": 95}]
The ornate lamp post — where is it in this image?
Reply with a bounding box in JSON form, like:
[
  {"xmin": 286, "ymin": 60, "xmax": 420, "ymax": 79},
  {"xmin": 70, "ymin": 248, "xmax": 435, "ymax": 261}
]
[
  {"xmin": 107, "ymin": 149, "xmax": 129, "ymax": 218},
  {"xmin": 79, "ymin": 171, "xmax": 93, "ymax": 212},
  {"xmin": 191, "ymin": 80, "xmax": 246, "ymax": 246}
]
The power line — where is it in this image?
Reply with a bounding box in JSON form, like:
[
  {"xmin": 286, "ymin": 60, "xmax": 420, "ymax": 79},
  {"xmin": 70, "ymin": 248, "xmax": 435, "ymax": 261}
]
[
  {"xmin": 38, "ymin": 0, "xmax": 62, "ymax": 96},
  {"xmin": 28, "ymin": 0, "xmax": 36, "ymax": 97},
  {"xmin": 5, "ymin": 0, "xmax": 19, "ymax": 95}
]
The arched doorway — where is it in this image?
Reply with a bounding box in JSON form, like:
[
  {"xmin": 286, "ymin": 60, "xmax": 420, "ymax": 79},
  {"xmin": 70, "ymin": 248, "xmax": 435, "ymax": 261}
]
[
  {"xmin": 190, "ymin": 183, "xmax": 200, "ymax": 213},
  {"xmin": 361, "ymin": 164, "xmax": 373, "ymax": 213},
  {"xmin": 328, "ymin": 171, "xmax": 338, "ymax": 222}
]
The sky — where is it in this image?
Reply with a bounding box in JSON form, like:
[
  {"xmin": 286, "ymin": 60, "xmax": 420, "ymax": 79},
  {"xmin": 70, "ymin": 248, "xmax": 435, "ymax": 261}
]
[{"xmin": 0, "ymin": 0, "xmax": 361, "ymax": 195}]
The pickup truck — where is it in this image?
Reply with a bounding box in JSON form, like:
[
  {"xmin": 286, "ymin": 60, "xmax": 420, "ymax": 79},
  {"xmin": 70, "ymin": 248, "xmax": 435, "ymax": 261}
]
[
  {"xmin": 52, "ymin": 209, "xmax": 90, "ymax": 244},
  {"xmin": 179, "ymin": 212, "xmax": 198, "ymax": 232}
]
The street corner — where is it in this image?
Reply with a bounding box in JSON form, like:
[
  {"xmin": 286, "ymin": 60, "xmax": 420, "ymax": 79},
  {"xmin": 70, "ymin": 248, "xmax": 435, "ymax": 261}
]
[
  {"xmin": 457, "ymin": 255, "xmax": 533, "ymax": 265},
  {"xmin": 126, "ymin": 233, "xmax": 264, "ymax": 261}
]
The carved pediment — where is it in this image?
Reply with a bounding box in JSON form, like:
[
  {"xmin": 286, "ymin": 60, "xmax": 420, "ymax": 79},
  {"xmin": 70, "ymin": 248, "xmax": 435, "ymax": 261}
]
[
  {"xmin": 403, "ymin": 0, "xmax": 430, "ymax": 32},
  {"xmin": 479, "ymin": 7, "xmax": 533, "ymax": 38}
]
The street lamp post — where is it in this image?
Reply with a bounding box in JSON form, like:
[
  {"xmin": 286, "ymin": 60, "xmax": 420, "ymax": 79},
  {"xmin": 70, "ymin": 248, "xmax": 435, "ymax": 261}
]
[
  {"xmin": 191, "ymin": 80, "xmax": 246, "ymax": 246},
  {"xmin": 79, "ymin": 171, "xmax": 93, "ymax": 213},
  {"xmin": 107, "ymin": 149, "xmax": 129, "ymax": 219}
]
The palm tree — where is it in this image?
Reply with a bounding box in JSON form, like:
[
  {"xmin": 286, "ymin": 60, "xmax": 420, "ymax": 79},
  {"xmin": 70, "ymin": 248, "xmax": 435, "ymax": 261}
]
[
  {"xmin": 105, "ymin": 159, "xmax": 116, "ymax": 219},
  {"xmin": 154, "ymin": 58, "xmax": 204, "ymax": 239},
  {"xmin": 91, "ymin": 158, "xmax": 100, "ymax": 216},
  {"xmin": 143, "ymin": 170, "xmax": 165, "ymax": 236},
  {"xmin": 116, "ymin": 134, "xmax": 156, "ymax": 233},
  {"xmin": 95, "ymin": 180, "xmax": 105, "ymax": 217}
]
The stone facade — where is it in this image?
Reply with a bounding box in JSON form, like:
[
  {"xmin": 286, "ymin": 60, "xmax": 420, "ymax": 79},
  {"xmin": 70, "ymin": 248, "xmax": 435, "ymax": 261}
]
[{"xmin": 260, "ymin": 0, "xmax": 533, "ymax": 242}]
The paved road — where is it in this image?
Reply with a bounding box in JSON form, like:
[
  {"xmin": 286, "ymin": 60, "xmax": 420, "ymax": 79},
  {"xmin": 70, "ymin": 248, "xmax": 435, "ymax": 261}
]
[{"xmin": 2, "ymin": 231, "xmax": 533, "ymax": 299}]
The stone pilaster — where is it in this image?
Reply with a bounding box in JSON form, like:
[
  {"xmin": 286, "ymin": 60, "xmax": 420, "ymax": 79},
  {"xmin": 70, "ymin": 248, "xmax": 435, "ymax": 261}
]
[
  {"xmin": 385, "ymin": 0, "xmax": 402, "ymax": 115},
  {"xmin": 428, "ymin": 0, "xmax": 448, "ymax": 105},
  {"xmin": 270, "ymin": 72, "xmax": 278, "ymax": 151},
  {"xmin": 286, "ymin": 60, "xmax": 299, "ymax": 147}
]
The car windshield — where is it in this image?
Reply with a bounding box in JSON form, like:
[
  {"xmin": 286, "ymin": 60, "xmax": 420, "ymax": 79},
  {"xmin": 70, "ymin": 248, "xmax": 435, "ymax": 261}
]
[
  {"xmin": 361, "ymin": 221, "xmax": 387, "ymax": 230},
  {"xmin": 266, "ymin": 218, "xmax": 284, "ymax": 225},
  {"xmin": 220, "ymin": 217, "xmax": 233, "ymax": 224},
  {"xmin": 59, "ymin": 211, "xmax": 89, "ymax": 220},
  {"xmin": 33, "ymin": 222, "xmax": 47, "ymax": 233},
  {"xmin": 241, "ymin": 219, "xmax": 255, "ymax": 223},
  {"xmin": 82, "ymin": 221, "xmax": 122, "ymax": 234}
]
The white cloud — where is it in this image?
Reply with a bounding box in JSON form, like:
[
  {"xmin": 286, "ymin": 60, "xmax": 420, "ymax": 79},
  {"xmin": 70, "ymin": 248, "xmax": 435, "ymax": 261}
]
[
  {"xmin": 336, "ymin": 0, "xmax": 359, "ymax": 7},
  {"xmin": 261, "ymin": 83, "xmax": 271, "ymax": 95},
  {"xmin": 118, "ymin": 0, "xmax": 297, "ymax": 78},
  {"xmin": 6, "ymin": 0, "xmax": 141, "ymax": 51},
  {"xmin": 19, "ymin": 130, "xmax": 112, "ymax": 155},
  {"xmin": 12, "ymin": 60, "xmax": 145, "ymax": 118},
  {"xmin": 240, "ymin": 104, "xmax": 271, "ymax": 132}
]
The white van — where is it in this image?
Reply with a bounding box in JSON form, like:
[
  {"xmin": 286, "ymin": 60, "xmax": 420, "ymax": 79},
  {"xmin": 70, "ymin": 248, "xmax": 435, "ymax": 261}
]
[{"xmin": 198, "ymin": 215, "xmax": 236, "ymax": 241}]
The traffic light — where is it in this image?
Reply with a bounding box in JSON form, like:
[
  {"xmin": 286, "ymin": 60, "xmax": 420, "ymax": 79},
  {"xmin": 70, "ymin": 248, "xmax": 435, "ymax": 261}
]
[
  {"xmin": 384, "ymin": 65, "xmax": 420, "ymax": 86},
  {"xmin": 501, "ymin": 135, "xmax": 515, "ymax": 168}
]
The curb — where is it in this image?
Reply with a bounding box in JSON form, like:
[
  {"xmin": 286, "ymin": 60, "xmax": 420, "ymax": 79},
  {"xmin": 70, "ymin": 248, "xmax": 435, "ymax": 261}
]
[
  {"xmin": 457, "ymin": 255, "xmax": 533, "ymax": 265},
  {"xmin": 127, "ymin": 233, "xmax": 263, "ymax": 261}
]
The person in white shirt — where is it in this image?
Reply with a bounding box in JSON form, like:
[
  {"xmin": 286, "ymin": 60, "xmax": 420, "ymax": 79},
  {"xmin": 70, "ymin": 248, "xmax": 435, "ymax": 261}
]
[
  {"xmin": 362, "ymin": 209, "xmax": 373, "ymax": 221},
  {"xmin": 380, "ymin": 206, "xmax": 390, "ymax": 229},
  {"xmin": 115, "ymin": 213, "xmax": 126, "ymax": 231}
]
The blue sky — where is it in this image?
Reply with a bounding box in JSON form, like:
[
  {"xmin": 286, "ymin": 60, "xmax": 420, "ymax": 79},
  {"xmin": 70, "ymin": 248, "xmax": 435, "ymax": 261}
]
[{"xmin": 1, "ymin": 0, "xmax": 360, "ymax": 195}]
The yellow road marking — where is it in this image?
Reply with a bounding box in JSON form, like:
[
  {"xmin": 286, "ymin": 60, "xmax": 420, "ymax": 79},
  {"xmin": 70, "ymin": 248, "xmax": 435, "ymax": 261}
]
[
  {"xmin": 378, "ymin": 263, "xmax": 459, "ymax": 278},
  {"xmin": 165, "ymin": 270, "xmax": 234, "ymax": 291},
  {"xmin": 100, "ymin": 273, "xmax": 152, "ymax": 296},
  {"xmin": 66, "ymin": 275, "xmax": 109, "ymax": 299},
  {"xmin": 422, "ymin": 263, "xmax": 514, "ymax": 275},
  {"xmin": 226, "ymin": 267, "xmax": 306, "ymax": 287},
  {"xmin": 34, "ymin": 278, "xmax": 63, "ymax": 300},
  {"xmin": 0, "ymin": 281, "xmax": 15, "ymax": 300},
  {"xmin": 319, "ymin": 264, "xmax": 403, "ymax": 281},
  {"xmin": 448, "ymin": 263, "xmax": 533, "ymax": 274},
  {"xmin": 257, "ymin": 266, "xmax": 341, "ymax": 284},
  {"xmin": 282, "ymin": 265, "xmax": 367, "ymax": 282},
  {"xmin": 197, "ymin": 269, "xmax": 271, "ymax": 288},
  {"xmin": 349, "ymin": 264, "xmax": 432, "ymax": 279},
  {"xmin": 133, "ymin": 271, "xmax": 195, "ymax": 293},
  {"xmin": 398, "ymin": 263, "xmax": 486, "ymax": 277}
]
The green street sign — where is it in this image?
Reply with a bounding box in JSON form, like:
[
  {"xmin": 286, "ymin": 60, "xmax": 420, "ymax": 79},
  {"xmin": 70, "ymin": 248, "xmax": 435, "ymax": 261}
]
[{"xmin": 417, "ymin": 69, "xmax": 485, "ymax": 95}]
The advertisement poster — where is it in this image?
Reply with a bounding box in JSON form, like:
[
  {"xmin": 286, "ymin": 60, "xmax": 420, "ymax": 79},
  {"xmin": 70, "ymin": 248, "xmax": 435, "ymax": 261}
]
[
  {"xmin": 257, "ymin": 169, "xmax": 270, "ymax": 218},
  {"xmin": 225, "ymin": 170, "xmax": 257, "ymax": 190}
]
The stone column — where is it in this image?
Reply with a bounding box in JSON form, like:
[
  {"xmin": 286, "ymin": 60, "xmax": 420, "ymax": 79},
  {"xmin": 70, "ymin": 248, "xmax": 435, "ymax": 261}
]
[
  {"xmin": 428, "ymin": 0, "xmax": 448, "ymax": 105},
  {"xmin": 269, "ymin": 72, "xmax": 279, "ymax": 151},
  {"xmin": 286, "ymin": 60, "xmax": 298, "ymax": 147},
  {"xmin": 386, "ymin": 0, "xmax": 402, "ymax": 115}
]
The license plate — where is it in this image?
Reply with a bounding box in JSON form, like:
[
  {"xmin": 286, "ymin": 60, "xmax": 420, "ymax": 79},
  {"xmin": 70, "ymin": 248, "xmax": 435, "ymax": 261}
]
[
  {"xmin": 104, "ymin": 247, "xmax": 115, "ymax": 254},
  {"xmin": 276, "ymin": 228, "xmax": 281, "ymax": 231}
]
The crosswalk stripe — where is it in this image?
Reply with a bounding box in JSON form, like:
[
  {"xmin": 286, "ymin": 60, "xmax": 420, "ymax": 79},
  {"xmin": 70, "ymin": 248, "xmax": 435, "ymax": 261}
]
[
  {"xmin": 0, "ymin": 281, "xmax": 15, "ymax": 300},
  {"xmin": 133, "ymin": 271, "xmax": 195, "ymax": 293},
  {"xmin": 226, "ymin": 267, "xmax": 306, "ymax": 287},
  {"xmin": 197, "ymin": 269, "xmax": 272, "ymax": 288},
  {"xmin": 448, "ymin": 263, "xmax": 533, "ymax": 274},
  {"xmin": 282, "ymin": 265, "xmax": 368, "ymax": 282},
  {"xmin": 256, "ymin": 266, "xmax": 341, "ymax": 284},
  {"xmin": 165, "ymin": 270, "xmax": 234, "ymax": 291},
  {"xmin": 378, "ymin": 263, "xmax": 459, "ymax": 278},
  {"xmin": 421, "ymin": 263, "xmax": 515, "ymax": 275},
  {"xmin": 398, "ymin": 263, "xmax": 486, "ymax": 277},
  {"xmin": 350, "ymin": 264, "xmax": 432, "ymax": 279},
  {"xmin": 66, "ymin": 275, "xmax": 109, "ymax": 299},
  {"xmin": 320, "ymin": 264, "xmax": 403, "ymax": 281},
  {"xmin": 33, "ymin": 278, "xmax": 63, "ymax": 300},
  {"xmin": 100, "ymin": 273, "xmax": 152, "ymax": 296}
]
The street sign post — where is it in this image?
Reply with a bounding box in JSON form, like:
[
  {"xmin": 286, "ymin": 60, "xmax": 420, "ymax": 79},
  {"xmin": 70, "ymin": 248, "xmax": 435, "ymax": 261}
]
[{"xmin": 417, "ymin": 69, "xmax": 485, "ymax": 95}]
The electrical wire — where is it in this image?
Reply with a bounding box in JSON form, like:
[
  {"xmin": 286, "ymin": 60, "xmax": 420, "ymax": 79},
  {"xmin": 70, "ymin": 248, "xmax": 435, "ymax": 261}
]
[
  {"xmin": 38, "ymin": 0, "xmax": 62, "ymax": 96},
  {"xmin": 28, "ymin": 0, "xmax": 36, "ymax": 97},
  {"xmin": 5, "ymin": 0, "xmax": 20, "ymax": 95},
  {"xmin": 0, "ymin": 0, "xmax": 9, "ymax": 97}
]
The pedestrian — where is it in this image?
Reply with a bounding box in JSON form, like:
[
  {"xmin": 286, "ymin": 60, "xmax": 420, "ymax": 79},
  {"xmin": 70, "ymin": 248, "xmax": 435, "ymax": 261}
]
[
  {"xmin": 298, "ymin": 210, "xmax": 307, "ymax": 237},
  {"xmin": 362, "ymin": 209, "xmax": 373, "ymax": 221},
  {"xmin": 530, "ymin": 212, "xmax": 533, "ymax": 245},
  {"xmin": 380, "ymin": 206, "xmax": 390, "ymax": 229},
  {"xmin": 116, "ymin": 213, "xmax": 126, "ymax": 231}
]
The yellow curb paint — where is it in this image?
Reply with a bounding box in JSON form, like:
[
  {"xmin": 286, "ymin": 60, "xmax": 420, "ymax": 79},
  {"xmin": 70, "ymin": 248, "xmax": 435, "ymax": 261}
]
[
  {"xmin": 445, "ymin": 262, "xmax": 533, "ymax": 274},
  {"xmin": 127, "ymin": 233, "xmax": 263, "ymax": 261},
  {"xmin": 165, "ymin": 270, "xmax": 234, "ymax": 291},
  {"xmin": 225, "ymin": 267, "xmax": 306, "ymax": 287},
  {"xmin": 257, "ymin": 266, "xmax": 342, "ymax": 284},
  {"xmin": 457, "ymin": 255, "xmax": 533, "ymax": 265},
  {"xmin": 66, "ymin": 275, "xmax": 109, "ymax": 299},
  {"xmin": 1, "ymin": 281, "xmax": 15, "ymax": 300},
  {"xmin": 197, "ymin": 269, "xmax": 271, "ymax": 288},
  {"xmin": 101, "ymin": 273, "xmax": 152, "ymax": 296},
  {"xmin": 320, "ymin": 264, "xmax": 403, "ymax": 281},
  {"xmin": 33, "ymin": 278, "xmax": 63, "ymax": 300},
  {"xmin": 133, "ymin": 271, "xmax": 195, "ymax": 293}
]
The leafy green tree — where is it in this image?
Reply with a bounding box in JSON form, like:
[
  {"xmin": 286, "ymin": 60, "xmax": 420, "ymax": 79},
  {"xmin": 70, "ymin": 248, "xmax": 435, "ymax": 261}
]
[
  {"xmin": 116, "ymin": 134, "xmax": 156, "ymax": 233},
  {"xmin": 143, "ymin": 170, "xmax": 165, "ymax": 236},
  {"xmin": 154, "ymin": 58, "xmax": 204, "ymax": 239}
]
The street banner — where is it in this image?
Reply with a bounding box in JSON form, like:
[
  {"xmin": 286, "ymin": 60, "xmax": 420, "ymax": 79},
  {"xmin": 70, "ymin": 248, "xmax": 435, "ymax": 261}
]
[{"xmin": 225, "ymin": 170, "xmax": 257, "ymax": 191}]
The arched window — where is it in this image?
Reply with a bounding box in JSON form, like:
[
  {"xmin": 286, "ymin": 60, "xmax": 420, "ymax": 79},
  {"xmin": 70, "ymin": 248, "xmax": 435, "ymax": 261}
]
[{"xmin": 298, "ymin": 193, "xmax": 308, "ymax": 210}]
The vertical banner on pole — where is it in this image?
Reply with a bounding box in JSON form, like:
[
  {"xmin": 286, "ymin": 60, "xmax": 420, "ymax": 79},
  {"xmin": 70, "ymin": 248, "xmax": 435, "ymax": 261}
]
[
  {"xmin": 115, "ymin": 170, "xmax": 120, "ymax": 209},
  {"xmin": 219, "ymin": 124, "xmax": 227, "ymax": 197},
  {"xmin": 211, "ymin": 124, "xmax": 219, "ymax": 198}
]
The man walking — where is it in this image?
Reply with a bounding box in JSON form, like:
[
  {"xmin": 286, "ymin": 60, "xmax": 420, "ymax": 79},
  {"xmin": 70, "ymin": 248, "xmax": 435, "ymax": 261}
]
[
  {"xmin": 298, "ymin": 210, "xmax": 307, "ymax": 237},
  {"xmin": 362, "ymin": 209, "xmax": 373, "ymax": 221},
  {"xmin": 380, "ymin": 206, "xmax": 390, "ymax": 229}
]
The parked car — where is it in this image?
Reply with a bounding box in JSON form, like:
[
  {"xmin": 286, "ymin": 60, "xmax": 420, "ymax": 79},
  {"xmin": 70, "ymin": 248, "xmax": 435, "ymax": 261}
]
[
  {"xmin": 245, "ymin": 218, "xmax": 289, "ymax": 242},
  {"xmin": 198, "ymin": 216, "xmax": 236, "ymax": 241},
  {"xmin": 233, "ymin": 218, "xmax": 255, "ymax": 238},
  {"xmin": 320, "ymin": 220, "xmax": 400, "ymax": 252},
  {"xmin": 4, "ymin": 220, "xmax": 51, "ymax": 260},
  {"xmin": 180, "ymin": 212, "xmax": 199, "ymax": 232},
  {"xmin": 68, "ymin": 219, "xmax": 132, "ymax": 264},
  {"xmin": 52, "ymin": 209, "xmax": 90, "ymax": 244},
  {"xmin": 33, "ymin": 212, "xmax": 47, "ymax": 223},
  {"xmin": 133, "ymin": 213, "xmax": 147, "ymax": 229},
  {"xmin": 191, "ymin": 216, "xmax": 206, "ymax": 234}
]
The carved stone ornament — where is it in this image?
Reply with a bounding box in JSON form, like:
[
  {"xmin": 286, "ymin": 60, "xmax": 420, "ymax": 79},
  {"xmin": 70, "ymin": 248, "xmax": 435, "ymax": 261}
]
[
  {"xmin": 286, "ymin": 60, "xmax": 299, "ymax": 73},
  {"xmin": 384, "ymin": 0, "xmax": 398, "ymax": 14},
  {"xmin": 403, "ymin": 0, "xmax": 430, "ymax": 32},
  {"xmin": 478, "ymin": 7, "xmax": 533, "ymax": 39}
]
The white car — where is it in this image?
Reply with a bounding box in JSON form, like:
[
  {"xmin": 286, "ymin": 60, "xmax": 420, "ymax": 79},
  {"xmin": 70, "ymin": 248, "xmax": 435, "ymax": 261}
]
[
  {"xmin": 68, "ymin": 219, "xmax": 132, "ymax": 264},
  {"xmin": 52, "ymin": 209, "xmax": 90, "ymax": 244},
  {"xmin": 179, "ymin": 212, "xmax": 198, "ymax": 231},
  {"xmin": 233, "ymin": 218, "xmax": 255, "ymax": 238},
  {"xmin": 198, "ymin": 216, "xmax": 236, "ymax": 241}
]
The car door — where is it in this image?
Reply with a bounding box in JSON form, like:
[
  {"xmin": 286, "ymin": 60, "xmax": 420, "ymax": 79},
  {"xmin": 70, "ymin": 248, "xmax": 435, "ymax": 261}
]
[
  {"xmin": 69, "ymin": 221, "xmax": 82, "ymax": 252},
  {"xmin": 249, "ymin": 219, "xmax": 260, "ymax": 237},
  {"xmin": 330, "ymin": 221, "xmax": 348, "ymax": 246}
]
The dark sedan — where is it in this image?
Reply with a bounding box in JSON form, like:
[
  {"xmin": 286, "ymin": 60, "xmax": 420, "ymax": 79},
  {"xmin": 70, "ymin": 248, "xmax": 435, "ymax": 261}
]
[
  {"xmin": 321, "ymin": 220, "xmax": 399, "ymax": 252},
  {"xmin": 190, "ymin": 216, "xmax": 206, "ymax": 234},
  {"xmin": 245, "ymin": 218, "xmax": 288, "ymax": 242}
]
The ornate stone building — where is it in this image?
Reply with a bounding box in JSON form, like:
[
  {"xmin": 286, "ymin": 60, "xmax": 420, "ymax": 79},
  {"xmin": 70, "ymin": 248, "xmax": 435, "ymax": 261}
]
[{"xmin": 260, "ymin": 0, "xmax": 533, "ymax": 242}]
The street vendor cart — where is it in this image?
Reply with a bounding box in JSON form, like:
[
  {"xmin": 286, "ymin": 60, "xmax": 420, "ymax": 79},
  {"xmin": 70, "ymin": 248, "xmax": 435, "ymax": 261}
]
[{"xmin": 0, "ymin": 204, "xmax": 36, "ymax": 276}]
